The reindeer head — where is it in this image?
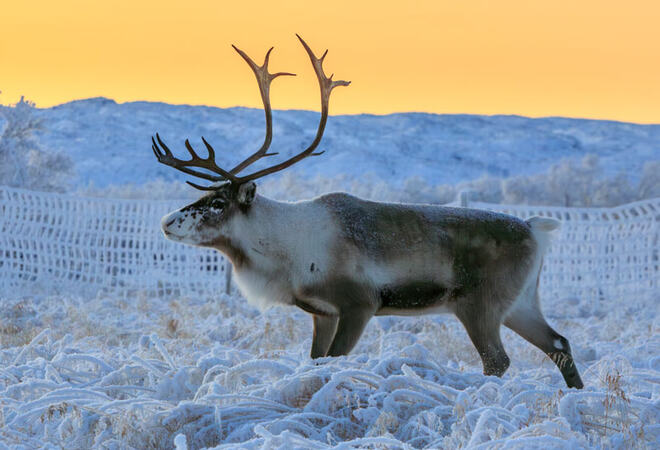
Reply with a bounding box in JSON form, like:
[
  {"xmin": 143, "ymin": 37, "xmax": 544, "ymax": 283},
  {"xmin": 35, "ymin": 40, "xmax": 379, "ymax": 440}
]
[
  {"xmin": 154, "ymin": 35, "xmax": 349, "ymax": 247},
  {"xmin": 160, "ymin": 180, "xmax": 256, "ymax": 246}
]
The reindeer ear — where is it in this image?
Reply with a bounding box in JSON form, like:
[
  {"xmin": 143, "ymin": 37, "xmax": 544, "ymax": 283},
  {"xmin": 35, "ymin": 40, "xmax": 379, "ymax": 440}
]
[{"xmin": 237, "ymin": 181, "xmax": 257, "ymax": 205}]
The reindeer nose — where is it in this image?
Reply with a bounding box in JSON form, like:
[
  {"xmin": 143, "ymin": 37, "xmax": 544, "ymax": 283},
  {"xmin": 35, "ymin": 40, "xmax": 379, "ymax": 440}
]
[{"xmin": 161, "ymin": 213, "xmax": 177, "ymax": 231}]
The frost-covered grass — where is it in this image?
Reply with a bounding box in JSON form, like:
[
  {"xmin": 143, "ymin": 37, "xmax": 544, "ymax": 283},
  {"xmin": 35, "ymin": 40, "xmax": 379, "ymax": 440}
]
[{"xmin": 1, "ymin": 289, "xmax": 658, "ymax": 448}]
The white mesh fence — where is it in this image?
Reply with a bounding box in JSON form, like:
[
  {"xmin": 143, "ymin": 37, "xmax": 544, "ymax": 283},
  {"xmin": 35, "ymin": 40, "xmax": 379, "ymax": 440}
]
[
  {"xmin": 0, "ymin": 186, "xmax": 229, "ymax": 299},
  {"xmin": 1, "ymin": 185, "xmax": 658, "ymax": 301},
  {"xmin": 468, "ymin": 198, "xmax": 659, "ymax": 303}
]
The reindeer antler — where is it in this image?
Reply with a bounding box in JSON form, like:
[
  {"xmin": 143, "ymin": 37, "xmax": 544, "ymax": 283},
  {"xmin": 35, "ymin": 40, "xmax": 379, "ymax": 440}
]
[
  {"xmin": 152, "ymin": 35, "xmax": 350, "ymax": 188},
  {"xmin": 228, "ymin": 45, "xmax": 295, "ymax": 174},
  {"xmin": 152, "ymin": 133, "xmax": 237, "ymax": 184}
]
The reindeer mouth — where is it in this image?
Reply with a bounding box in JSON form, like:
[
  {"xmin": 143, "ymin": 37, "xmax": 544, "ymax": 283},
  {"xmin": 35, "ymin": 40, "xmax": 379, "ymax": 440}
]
[{"xmin": 162, "ymin": 229, "xmax": 185, "ymax": 240}]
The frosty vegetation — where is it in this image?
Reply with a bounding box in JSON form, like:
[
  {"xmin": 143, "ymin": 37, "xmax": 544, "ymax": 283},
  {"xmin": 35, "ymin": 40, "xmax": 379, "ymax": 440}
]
[
  {"xmin": 1, "ymin": 288, "xmax": 657, "ymax": 448},
  {"xmin": 260, "ymin": 155, "xmax": 660, "ymax": 207},
  {"xmin": 79, "ymin": 155, "xmax": 660, "ymax": 208},
  {"xmin": 0, "ymin": 96, "xmax": 73, "ymax": 192}
]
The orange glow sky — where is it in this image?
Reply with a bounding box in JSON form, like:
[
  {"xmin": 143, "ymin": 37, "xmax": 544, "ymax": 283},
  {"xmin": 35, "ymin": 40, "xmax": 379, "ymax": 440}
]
[{"xmin": 2, "ymin": 0, "xmax": 659, "ymax": 123}]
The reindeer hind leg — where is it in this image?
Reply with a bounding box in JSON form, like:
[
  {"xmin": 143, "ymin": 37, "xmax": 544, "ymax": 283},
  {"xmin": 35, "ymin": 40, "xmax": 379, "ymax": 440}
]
[
  {"xmin": 504, "ymin": 293, "xmax": 584, "ymax": 389},
  {"xmin": 456, "ymin": 306, "xmax": 510, "ymax": 377}
]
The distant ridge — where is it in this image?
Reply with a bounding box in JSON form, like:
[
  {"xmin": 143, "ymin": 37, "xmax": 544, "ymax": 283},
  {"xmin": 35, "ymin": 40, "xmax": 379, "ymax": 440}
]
[{"xmin": 30, "ymin": 98, "xmax": 660, "ymax": 188}]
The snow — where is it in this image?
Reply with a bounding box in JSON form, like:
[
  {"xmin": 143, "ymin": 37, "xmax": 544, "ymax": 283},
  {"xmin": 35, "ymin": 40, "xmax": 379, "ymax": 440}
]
[
  {"xmin": 174, "ymin": 433, "xmax": 188, "ymax": 450},
  {"xmin": 28, "ymin": 98, "xmax": 660, "ymax": 188},
  {"xmin": 1, "ymin": 287, "xmax": 658, "ymax": 448}
]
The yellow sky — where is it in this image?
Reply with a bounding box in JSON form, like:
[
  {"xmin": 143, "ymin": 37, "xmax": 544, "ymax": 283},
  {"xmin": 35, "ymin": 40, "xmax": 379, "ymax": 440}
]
[{"xmin": 1, "ymin": 1, "xmax": 659, "ymax": 123}]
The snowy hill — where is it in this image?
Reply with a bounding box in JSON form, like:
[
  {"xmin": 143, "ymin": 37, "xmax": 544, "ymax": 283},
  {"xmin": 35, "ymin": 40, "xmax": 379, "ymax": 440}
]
[{"xmin": 32, "ymin": 97, "xmax": 660, "ymax": 188}]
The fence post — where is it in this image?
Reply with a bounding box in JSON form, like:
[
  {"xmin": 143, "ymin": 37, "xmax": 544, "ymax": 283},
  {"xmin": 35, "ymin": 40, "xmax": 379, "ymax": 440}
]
[
  {"xmin": 459, "ymin": 190, "xmax": 470, "ymax": 208},
  {"xmin": 225, "ymin": 263, "xmax": 232, "ymax": 295}
]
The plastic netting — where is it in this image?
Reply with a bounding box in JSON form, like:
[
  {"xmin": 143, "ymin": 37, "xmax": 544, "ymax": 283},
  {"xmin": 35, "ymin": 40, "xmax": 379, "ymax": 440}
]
[
  {"xmin": 469, "ymin": 199, "xmax": 659, "ymax": 303},
  {"xmin": 1, "ymin": 185, "xmax": 658, "ymax": 301},
  {"xmin": 0, "ymin": 186, "xmax": 230, "ymax": 298}
]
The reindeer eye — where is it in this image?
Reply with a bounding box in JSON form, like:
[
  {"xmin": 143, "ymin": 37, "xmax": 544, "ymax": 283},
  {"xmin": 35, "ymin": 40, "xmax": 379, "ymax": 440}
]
[{"xmin": 209, "ymin": 199, "xmax": 225, "ymax": 210}]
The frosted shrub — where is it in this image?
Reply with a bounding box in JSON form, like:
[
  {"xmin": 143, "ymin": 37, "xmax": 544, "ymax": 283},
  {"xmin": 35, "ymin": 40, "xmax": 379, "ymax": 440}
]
[
  {"xmin": 590, "ymin": 174, "xmax": 637, "ymax": 208},
  {"xmin": 549, "ymin": 154, "xmax": 600, "ymax": 206},
  {"xmin": 459, "ymin": 176, "xmax": 503, "ymax": 204},
  {"xmin": 0, "ymin": 96, "xmax": 73, "ymax": 192},
  {"xmin": 73, "ymin": 152, "xmax": 656, "ymax": 208},
  {"xmin": 78, "ymin": 178, "xmax": 196, "ymax": 200},
  {"xmin": 638, "ymin": 160, "xmax": 660, "ymax": 199},
  {"xmin": 264, "ymin": 155, "xmax": 654, "ymax": 207},
  {"xmin": 502, "ymin": 156, "xmax": 602, "ymax": 206},
  {"xmin": 501, "ymin": 154, "xmax": 650, "ymax": 207}
]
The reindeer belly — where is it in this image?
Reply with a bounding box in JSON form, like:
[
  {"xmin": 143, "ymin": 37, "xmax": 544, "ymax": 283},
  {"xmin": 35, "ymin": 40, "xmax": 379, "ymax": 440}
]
[
  {"xmin": 375, "ymin": 280, "xmax": 453, "ymax": 316},
  {"xmin": 356, "ymin": 251, "xmax": 455, "ymax": 316}
]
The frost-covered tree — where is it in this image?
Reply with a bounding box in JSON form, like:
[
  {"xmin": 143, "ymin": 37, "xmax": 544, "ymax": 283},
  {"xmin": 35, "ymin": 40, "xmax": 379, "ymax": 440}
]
[
  {"xmin": 501, "ymin": 154, "xmax": 644, "ymax": 207},
  {"xmin": 591, "ymin": 173, "xmax": 636, "ymax": 207},
  {"xmin": 459, "ymin": 176, "xmax": 504, "ymax": 204},
  {"xmin": 638, "ymin": 160, "xmax": 660, "ymax": 200},
  {"xmin": 0, "ymin": 95, "xmax": 73, "ymax": 192},
  {"xmin": 87, "ymin": 155, "xmax": 656, "ymax": 207}
]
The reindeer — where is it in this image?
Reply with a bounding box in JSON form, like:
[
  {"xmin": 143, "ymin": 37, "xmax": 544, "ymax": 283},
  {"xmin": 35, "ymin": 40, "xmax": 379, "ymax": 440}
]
[{"xmin": 152, "ymin": 35, "xmax": 584, "ymax": 389}]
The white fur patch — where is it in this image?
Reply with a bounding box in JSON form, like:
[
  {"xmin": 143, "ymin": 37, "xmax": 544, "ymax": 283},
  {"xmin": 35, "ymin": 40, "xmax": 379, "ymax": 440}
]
[
  {"xmin": 233, "ymin": 268, "xmax": 292, "ymax": 311},
  {"xmin": 161, "ymin": 209, "xmax": 199, "ymax": 243},
  {"xmin": 507, "ymin": 216, "xmax": 560, "ymax": 316},
  {"xmin": 230, "ymin": 196, "xmax": 338, "ymax": 310},
  {"xmin": 527, "ymin": 216, "xmax": 561, "ymax": 232},
  {"xmin": 303, "ymin": 297, "xmax": 340, "ymax": 316},
  {"xmin": 554, "ymin": 339, "xmax": 564, "ymax": 350}
]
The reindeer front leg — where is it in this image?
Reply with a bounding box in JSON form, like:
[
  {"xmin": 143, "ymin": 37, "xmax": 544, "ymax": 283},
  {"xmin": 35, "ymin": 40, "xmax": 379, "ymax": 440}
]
[
  {"xmin": 326, "ymin": 308, "xmax": 374, "ymax": 356},
  {"xmin": 298, "ymin": 280, "xmax": 376, "ymax": 357},
  {"xmin": 311, "ymin": 315, "xmax": 338, "ymax": 358}
]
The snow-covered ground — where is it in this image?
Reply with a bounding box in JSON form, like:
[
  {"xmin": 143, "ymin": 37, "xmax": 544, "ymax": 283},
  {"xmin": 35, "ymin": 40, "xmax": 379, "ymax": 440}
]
[
  {"xmin": 1, "ymin": 287, "xmax": 658, "ymax": 448},
  {"xmin": 25, "ymin": 97, "xmax": 660, "ymax": 188},
  {"xmin": 1, "ymin": 99, "xmax": 659, "ymax": 448}
]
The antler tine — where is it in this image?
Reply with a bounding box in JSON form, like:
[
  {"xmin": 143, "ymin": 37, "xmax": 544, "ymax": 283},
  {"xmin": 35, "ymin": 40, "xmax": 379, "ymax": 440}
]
[
  {"xmin": 152, "ymin": 133, "xmax": 238, "ymax": 183},
  {"xmin": 229, "ymin": 45, "xmax": 295, "ymax": 175},
  {"xmin": 295, "ymin": 34, "xmax": 350, "ymax": 154},
  {"xmin": 236, "ymin": 35, "xmax": 350, "ymax": 183},
  {"xmin": 186, "ymin": 180, "xmax": 220, "ymax": 191},
  {"xmin": 151, "ymin": 36, "xmax": 349, "ymax": 188}
]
